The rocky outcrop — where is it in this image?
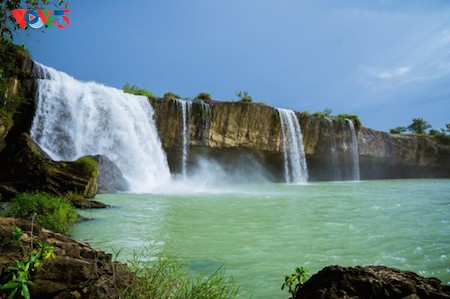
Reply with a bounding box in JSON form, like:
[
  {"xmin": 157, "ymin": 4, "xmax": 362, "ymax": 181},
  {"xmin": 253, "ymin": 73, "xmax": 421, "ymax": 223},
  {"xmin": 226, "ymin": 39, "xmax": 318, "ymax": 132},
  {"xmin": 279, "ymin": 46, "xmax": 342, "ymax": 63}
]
[
  {"xmin": 296, "ymin": 265, "xmax": 450, "ymax": 299},
  {"xmin": 152, "ymin": 99, "xmax": 450, "ymax": 180},
  {"xmin": 0, "ymin": 133, "xmax": 98, "ymax": 200},
  {"xmin": 90, "ymin": 155, "xmax": 128, "ymax": 194},
  {"xmin": 0, "ymin": 217, "xmax": 133, "ymax": 298},
  {"xmin": 359, "ymin": 127, "xmax": 450, "ymax": 179}
]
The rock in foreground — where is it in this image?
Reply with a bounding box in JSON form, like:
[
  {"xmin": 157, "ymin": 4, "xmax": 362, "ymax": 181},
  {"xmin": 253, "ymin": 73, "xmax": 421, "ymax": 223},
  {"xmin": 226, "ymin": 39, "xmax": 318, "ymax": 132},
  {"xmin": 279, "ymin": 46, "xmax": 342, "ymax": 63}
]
[
  {"xmin": 296, "ymin": 265, "xmax": 450, "ymax": 299},
  {"xmin": 0, "ymin": 217, "xmax": 133, "ymax": 298}
]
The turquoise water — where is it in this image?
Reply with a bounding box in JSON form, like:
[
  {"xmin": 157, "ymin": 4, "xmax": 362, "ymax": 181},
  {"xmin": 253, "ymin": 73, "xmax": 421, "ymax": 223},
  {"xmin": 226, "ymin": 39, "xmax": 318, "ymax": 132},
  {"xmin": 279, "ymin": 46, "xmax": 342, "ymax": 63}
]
[{"xmin": 72, "ymin": 179, "xmax": 450, "ymax": 298}]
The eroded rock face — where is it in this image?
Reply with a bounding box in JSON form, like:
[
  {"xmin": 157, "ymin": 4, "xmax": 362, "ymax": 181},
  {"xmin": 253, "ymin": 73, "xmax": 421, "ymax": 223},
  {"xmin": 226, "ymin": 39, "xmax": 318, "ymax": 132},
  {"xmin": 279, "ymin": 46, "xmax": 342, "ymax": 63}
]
[
  {"xmin": 0, "ymin": 217, "xmax": 133, "ymax": 299},
  {"xmin": 152, "ymin": 100, "xmax": 450, "ymax": 180},
  {"xmin": 0, "ymin": 133, "xmax": 98, "ymax": 200},
  {"xmin": 296, "ymin": 265, "xmax": 450, "ymax": 299}
]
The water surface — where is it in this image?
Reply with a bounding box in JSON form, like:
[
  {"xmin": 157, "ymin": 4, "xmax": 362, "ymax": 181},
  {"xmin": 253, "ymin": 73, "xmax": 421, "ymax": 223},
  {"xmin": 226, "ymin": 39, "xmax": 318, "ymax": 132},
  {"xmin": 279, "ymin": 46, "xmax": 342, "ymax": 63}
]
[{"xmin": 72, "ymin": 179, "xmax": 450, "ymax": 298}]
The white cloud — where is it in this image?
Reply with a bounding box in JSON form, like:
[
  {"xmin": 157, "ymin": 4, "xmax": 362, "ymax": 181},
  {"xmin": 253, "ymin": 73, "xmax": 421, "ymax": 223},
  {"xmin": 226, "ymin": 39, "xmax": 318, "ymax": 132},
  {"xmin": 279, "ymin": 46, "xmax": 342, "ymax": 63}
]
[{"xmin": 375, "ymin": 66, "xmax": 411, "ymax": 79}]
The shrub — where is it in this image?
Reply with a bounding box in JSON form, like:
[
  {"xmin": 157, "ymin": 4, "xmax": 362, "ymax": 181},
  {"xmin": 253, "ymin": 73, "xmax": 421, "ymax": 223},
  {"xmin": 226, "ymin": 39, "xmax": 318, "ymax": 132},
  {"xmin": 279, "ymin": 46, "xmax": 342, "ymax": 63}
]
[
  {"xmin": 281, "ymin": 266, "xmax": 310, "ymax": 299},
  {"xmin": 124, "ymin": 249, "xmax": 239, "ymax": 298},
  {"xmin": 163, "ymin": 92, "xmax": 181, "ymax": 101},
  {"xmin": 235, "ymin": 90, "xmax": 252, "ymax": 103},
  {"xmin": 7, "ymin": 193, "xmax": 78, "ymax": 235},
  {"xmin": 337, "ymin": 114, "xmax": 362, "ymax": 131},
  {"xmin": 123, "ymin": 83, "xmax": 155, "ymax": 99},
  {"xmin": 73, "ymin": 156, "xmax": 99, "ymax": 177},
  {"xmin": 196, "ymin": 92, "xmax": 212, "ymax": 102}
]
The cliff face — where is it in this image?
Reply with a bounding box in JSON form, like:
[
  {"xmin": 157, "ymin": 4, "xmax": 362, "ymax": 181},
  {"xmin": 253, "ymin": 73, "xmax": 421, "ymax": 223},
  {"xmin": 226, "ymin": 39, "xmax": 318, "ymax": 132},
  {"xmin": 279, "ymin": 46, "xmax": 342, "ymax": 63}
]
[{"xmin": 151, "ymin": 99, "xmax": 450, "ymax": 180}]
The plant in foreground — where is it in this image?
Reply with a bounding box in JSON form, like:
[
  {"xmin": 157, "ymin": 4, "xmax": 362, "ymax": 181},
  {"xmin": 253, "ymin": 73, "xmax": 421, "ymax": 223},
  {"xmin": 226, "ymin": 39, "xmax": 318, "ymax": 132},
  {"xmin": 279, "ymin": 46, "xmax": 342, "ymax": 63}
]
[{"xmin": 281, "ymin": 266, "xmax": 310, "ymax": 299}]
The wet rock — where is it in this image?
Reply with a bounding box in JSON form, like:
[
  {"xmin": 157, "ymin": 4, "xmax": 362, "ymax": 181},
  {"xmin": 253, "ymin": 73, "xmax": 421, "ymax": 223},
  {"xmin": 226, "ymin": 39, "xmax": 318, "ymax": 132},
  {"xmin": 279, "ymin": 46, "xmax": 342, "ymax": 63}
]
[{"xmin": 296, "ymin": 265, "xmax": 450, "ymax": 299}]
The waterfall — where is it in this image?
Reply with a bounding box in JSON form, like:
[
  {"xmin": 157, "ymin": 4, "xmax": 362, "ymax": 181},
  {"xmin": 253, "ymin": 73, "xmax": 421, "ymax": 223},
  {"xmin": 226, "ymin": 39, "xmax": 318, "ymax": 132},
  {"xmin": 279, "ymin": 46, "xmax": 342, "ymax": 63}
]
[
  {"xmin": 276, "ymin": 108, "xmax": 308, "ymax": 183},
  {"xmin": 346, "ymin": 119, "xmax": 360, "ymax": 181},
  {"xmin": 325, "ymin": 117, "xmax": 341, "ymax": 180},
  {"xmin": 175, "ymin": 99, "xmax": 193, "ymax": 177},
  {"xmin": 31, "ymin": 63, "xmax": 171, "ymax": 192}
]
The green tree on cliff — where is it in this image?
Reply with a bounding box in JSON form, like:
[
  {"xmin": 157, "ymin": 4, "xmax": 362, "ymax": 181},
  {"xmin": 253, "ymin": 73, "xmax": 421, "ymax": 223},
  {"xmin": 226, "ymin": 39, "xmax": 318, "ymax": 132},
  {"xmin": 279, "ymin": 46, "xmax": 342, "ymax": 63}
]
[
  {"xmin": 390, "ymin": 126, "xmax": 407, "ymax": 134},
  {"xmin": 407, "ymin": 118, "xmax": 431, "ymax": 135},
  {"xmin": 1, "ymin": 0, "xmax": 69, "ymax": 42}
]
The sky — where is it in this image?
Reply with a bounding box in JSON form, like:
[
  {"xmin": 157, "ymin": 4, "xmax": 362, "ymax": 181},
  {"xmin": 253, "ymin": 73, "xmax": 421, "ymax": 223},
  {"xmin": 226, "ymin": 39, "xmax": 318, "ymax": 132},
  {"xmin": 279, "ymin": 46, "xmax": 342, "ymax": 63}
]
[{"xmin": 15, "ymin": 0, "xmax": 450, "ymax": 132}]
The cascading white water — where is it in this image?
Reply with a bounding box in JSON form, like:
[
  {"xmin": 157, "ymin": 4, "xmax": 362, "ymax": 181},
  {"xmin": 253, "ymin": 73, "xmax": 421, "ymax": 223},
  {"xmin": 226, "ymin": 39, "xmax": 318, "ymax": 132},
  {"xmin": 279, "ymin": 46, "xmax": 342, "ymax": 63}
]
[
  {"xmin": 325, "ymin": 117, "xmax": 342, "ymax": 180},
  {"xmin": 346, "ymin": 118, "xmax": 360, "ymax": 181},
  {"xmin": 276, "ymin": 108, "xmax": 308, "ymax": 183},
  {"xmin": 31, "ymin": 63, "xmax": 171, "ymax": 192},
  {"xmin": 175, "ymin": 99, "xmax": 193, "ymax": 177}
]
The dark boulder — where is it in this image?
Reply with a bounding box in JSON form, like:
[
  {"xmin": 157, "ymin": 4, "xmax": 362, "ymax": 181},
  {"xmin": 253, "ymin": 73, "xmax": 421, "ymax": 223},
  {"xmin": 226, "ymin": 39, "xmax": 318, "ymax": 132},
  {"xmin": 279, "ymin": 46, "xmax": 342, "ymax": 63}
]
[
  {"xmin": 296, "ymin": 265, "xmax": 450, "ymax": 299},
  {"xmin": 90, "ymin": 155, "xmax": 128, "ymax": 193},
  {"xmin": 0, "ymin": 133, "xmax": 98, "ymax": 199}
]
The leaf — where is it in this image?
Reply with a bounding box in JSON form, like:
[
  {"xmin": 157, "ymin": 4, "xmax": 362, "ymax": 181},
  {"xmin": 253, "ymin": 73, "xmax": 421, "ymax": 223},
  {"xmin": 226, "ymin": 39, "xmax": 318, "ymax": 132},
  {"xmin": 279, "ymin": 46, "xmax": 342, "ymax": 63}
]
[
  {"xmin": 0, "ymin": 281, "xmax": 20, "ymax": 290},
  {"xmin": 21, "ymin": 283, "xmax": 31, "ymax": 299},
  {"xmin": 7, "ymin": 287, "xmax": 18, "ymax": 299}
]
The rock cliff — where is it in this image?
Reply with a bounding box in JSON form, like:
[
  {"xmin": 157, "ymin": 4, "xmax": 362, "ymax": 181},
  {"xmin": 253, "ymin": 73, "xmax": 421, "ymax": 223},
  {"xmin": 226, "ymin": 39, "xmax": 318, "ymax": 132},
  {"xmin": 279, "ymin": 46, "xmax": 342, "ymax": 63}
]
[{"xmin": 151, "ymin": 99, "xmax": 450, "ymax": 180}]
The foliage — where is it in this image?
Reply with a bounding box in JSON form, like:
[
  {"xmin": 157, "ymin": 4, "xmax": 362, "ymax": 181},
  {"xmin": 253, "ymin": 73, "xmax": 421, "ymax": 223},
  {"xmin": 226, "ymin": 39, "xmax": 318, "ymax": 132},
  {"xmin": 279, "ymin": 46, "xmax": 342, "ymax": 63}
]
[
  {"xmin": 407, "ymin": 118, "xmax": 431, "ymax": 135},
  {"xmin": 446, "ymin": 123, "xmax": 450, "ymax": 133},
  {"xmin": 429, "ymin": 130, "xmax": 450, "ymax": 146},
  {"xmin": 336, "ymin": 114, "xmax": 362, "ymax": 131},
  {"xmin": 1, "ymin": 0, "xmax": 69, "ymax": 42},
  {"xmin": 163, "ymin": 92, "xmax": 181, "ymax": 101},
  {"xmin": 235, "ymin": 90, "xmax": 252, "ymax": 103},
  {"xmin": 124, "ymin": 249, "xmax": 239, "ymax": 299},
  {"xmin": 390, "ymin": 126, "xmax": 407, "ymax": 134},
  {"xmin": 73, "ymin": 156, "xmax": 99, "ymax": 177},
  {"xmin": 0, "ymin": 223, "xmax": 56, "ymax": 299},
  {"xmin": 7, "ymin": 193, "xmax": 77, "ymax": 235},
  {"xmin": 123, "ymin": 83, "xmax": 155, "ymax": 99},
  {"xmin": 196, "ymin": 92, "xmax": 212, "ymax": 102},
  {"xmin": 281, "ymin": 266, "xmax": 310, "ymax": 299}
]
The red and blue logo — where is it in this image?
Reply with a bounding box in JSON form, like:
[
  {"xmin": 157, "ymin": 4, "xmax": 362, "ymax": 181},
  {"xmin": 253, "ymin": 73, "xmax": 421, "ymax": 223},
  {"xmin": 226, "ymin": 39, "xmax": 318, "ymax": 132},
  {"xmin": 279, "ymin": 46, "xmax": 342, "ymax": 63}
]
[{"xmin": 10, "ymin": 9, "xmax": 70, "ymax": 29}]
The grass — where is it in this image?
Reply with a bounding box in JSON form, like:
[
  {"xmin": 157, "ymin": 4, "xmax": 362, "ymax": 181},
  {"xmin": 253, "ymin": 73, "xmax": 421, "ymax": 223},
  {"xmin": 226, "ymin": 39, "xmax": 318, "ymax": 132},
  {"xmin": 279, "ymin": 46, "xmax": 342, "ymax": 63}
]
[
  {"xmin": 123, "ymin": 248, "xmax": 239, "ymax": 299},
  {"xmin": 123, "ymin": 83, "xmax": 155, "ymax": 99},
  {"xmin": 73, "ymin": 156, "xmax": 99, "ymax": 177},
  {"xmin": 7, "ymin": 193, "xmax": 78, "ymax": 235}
]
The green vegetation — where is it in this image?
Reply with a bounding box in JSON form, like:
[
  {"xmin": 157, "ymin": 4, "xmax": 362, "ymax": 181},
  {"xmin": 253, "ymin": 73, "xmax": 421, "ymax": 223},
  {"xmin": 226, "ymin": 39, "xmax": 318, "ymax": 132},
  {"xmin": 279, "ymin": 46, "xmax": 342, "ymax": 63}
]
[
  {"xmin": 123, "ymin": 83, "xmax": 155, "ymax": 99},
  {"xmin": 7, "ymin": 193, "xmax": 78, "ymax": 235},
  {"xmin": 196, "ymin": 92, "xmax": 212, "ymax": 103},
  {"xmin": 281, "ymin": 266, "xmax": 310, "ymax": 299},
  {"xmin": 313, "ymin": 108, "xmax": 332, "ymax": 117},
  {"xmin": 124, "ymin": 249, "xmax": 239, "ymax": 299},
  {"xmin": 0, "ymin": 224, "xmax": 56, "ymax": 299},
  {"xmin": 390, "ymin": 119, "xmax": 449, "ymax": 145},
  {"xmin": 236, "ymin": 90, "xmax": 253, "ymax": 103},
  {"xmin": 73, "ymin": 156, "xmax": 99, "ymax": 177},
  {"xmin": 163, "ymin": 92, "xmax": 181, "ymax": 101},
  {"xmin": 337, "ymin": 114, "xmax": 362, "ymax": 131}
]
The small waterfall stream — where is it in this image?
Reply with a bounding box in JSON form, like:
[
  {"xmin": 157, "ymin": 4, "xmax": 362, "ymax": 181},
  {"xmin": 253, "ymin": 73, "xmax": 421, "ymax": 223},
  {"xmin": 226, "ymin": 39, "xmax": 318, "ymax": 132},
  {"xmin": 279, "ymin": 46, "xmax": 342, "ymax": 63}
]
[
  {"xmin": 325, "ymin": 117, "xmax": 342, "ymax": 181},
  {"xmin": 31, "ymin": 63, "xmax": 171, "ymax": 192},
  {"xmin": 276, "ymin": 108, "xmax": 308, "ymax": 183},
  {"xmin": 346, "ymin": 118, "xmax": 360, "ymax": 181},
  {"xmin": 175, "ymin": 99, "xmax": 193, "ymax": 177}
]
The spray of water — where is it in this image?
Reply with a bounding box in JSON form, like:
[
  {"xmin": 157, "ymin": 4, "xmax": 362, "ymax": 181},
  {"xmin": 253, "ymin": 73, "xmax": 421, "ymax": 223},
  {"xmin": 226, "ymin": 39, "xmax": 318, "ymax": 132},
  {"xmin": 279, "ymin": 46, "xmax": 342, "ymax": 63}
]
[{"xmin": 31, "ymin": 63, "xmax": 171, "ymax": 192}]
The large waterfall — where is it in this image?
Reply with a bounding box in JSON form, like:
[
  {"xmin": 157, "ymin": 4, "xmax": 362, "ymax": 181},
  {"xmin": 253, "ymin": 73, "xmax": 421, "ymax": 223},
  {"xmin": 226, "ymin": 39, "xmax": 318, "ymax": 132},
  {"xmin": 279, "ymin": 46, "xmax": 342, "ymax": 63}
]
[
  {"xmin": 276, "ymin": 108, "xmax": 308, "ymax": 183},
  {"xmin": 175, "ymin": 99, "xmax": 193, "ymax": 177},
  {"xmin": 346, "ymin": 119, "xmax": 360, "ymax": 181},
  {"xmin": 31, "ymin": 63, "xmax": 171, "ymax": 192}
]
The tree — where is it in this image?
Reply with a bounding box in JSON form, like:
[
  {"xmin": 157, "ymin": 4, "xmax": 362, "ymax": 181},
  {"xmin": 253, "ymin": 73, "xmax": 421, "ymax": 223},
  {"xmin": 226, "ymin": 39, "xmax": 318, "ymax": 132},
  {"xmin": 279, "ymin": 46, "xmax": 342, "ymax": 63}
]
[
  {"xmin": 390, "ymin": 126, "xmax": 407, "ymax": 134},
  {"xmin": 236, "ymin": 90, "xmax": 252, "ymax": 102},
  {"xmin": 1, "ymin": 0, "xmax": 69, "ymax": 42},
  {"xmin": 323, "ymin": 108, "xmax": 332, "ymax": 117},
  {"xmin": 407, "ymin": 118, "xmax": 431, "ymax": 134},
  {"xmin": 446, "ymin": 123, "xmax": 450, "ymax": 133}
]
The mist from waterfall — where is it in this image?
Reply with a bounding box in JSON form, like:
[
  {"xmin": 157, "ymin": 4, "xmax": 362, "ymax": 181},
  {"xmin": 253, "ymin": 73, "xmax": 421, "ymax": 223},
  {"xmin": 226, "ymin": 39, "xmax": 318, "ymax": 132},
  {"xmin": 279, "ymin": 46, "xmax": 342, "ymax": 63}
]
[
  {"xmin": 346, "ymin": 119, "xmax": 360, "ymax": 181},
  {"xmin": 31, "ymin": 63, "xmax": 171, "ymax": 192},
  {"xmin": 276, "ymin": 108, "xmax": 308, "ymax": 183}
]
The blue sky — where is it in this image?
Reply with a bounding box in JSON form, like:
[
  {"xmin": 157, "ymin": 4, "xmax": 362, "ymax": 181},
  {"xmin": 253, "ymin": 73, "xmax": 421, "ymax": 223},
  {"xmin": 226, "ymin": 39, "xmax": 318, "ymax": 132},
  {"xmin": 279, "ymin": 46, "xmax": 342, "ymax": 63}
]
[{"xmin": 16, "ymin": 0, "xmax": 450, "ymax": 132}]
